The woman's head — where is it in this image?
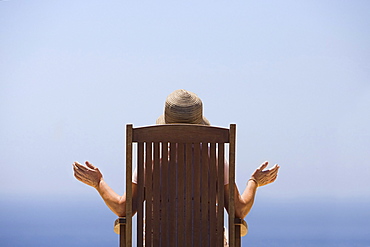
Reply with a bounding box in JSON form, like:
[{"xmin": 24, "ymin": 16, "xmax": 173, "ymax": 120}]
[{"xmin": 156, "ymin": 89, "xmax": 210, "ymax": 125}]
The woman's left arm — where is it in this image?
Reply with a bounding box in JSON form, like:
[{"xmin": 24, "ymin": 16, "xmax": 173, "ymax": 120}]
[{"xmin": 225, "ymin": 161, "xmax": 280, "ymax": 219}]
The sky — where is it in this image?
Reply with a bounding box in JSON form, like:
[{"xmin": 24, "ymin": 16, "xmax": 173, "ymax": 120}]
[{"xmin": 1, "ymin": 0, "xmax": 370, "ymax": 245}]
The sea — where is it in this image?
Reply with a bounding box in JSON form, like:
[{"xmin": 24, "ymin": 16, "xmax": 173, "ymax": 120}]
[{"xmin": 1, "ymin": 195, "xmax": 369, "ymax": 246}]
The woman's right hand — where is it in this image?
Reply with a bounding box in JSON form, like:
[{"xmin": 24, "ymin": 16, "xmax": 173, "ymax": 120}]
[{"xmin": 73, "ymin": 161, "xmax": 103, "ymax": 189}]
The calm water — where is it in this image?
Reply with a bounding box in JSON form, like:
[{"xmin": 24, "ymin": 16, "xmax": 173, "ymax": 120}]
[{"xmin": 1, "ymin": 195, "xmax": 369, "ymax": 246}]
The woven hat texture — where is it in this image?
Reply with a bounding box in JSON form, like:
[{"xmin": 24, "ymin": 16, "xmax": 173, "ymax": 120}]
[{"xmin": 156, "ymin": 89, "xmax": 210, "ymax": 125}]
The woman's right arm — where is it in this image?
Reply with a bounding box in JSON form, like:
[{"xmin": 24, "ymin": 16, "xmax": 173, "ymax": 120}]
[{"xmin": 73, "ymin": 161, "xmax": 138, "ymax": 217}]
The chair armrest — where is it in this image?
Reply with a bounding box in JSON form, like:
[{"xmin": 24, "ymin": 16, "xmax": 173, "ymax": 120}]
[
  {"xmin": 114, "ymin": 217, "xmax": 126, "ymax": 234},
  {"xmin": 235, "ymin": 218, "xmax": 248, "ymax": 236}
]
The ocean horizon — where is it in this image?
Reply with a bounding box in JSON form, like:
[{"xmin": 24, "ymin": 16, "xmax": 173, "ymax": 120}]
[{"xmin": 1, "ymin": 195, "xmax": 369, "ymax": 246}]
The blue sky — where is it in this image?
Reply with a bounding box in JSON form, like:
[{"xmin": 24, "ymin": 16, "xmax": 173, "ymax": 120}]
[{"xmin": 1, "ymin": 0, "xmax": 369, "ymax": 209}]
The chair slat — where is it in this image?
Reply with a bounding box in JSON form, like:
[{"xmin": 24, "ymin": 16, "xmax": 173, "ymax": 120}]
[
  {"xmin": 193, "ymin": 143, "xmax": 201, "ymax": 247},
  {"xmin": 201, "ymin": 143, "xmax": 209, "ymax": 246},
  {"xmin": 161, "ymin": 143, "xmax": 169, "ymax": 246},
  {"xmin": 209, "ymin": 143, "xmax": 217, "ymax": 247},
  {"xmin": 137, "ymin": 142, "xmax": 144, "ymax": 246},
  {"xmin": 168, "ymin": 142, "xmax": 177, "ymax": 246},
  {"xmin": 217, "ymin": 144, "xmax": 225, "ymax": 247},
  {"xmin": 145, "ymin": 142, "xmax": 153, "ymax": 247},
  {"xmin": 177, "ymin": 143, "xmax": 185, "ymax": 247},
  {"xmin": 152, "ymin": 142, "xmax": 161, "ymax": 246},
  {"xmin": 185, "ymin": 143, "xmax": 193, "ymax": 247}
]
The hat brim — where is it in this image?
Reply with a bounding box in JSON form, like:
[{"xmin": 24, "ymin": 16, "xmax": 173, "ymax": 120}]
[{"xmin": 156, "ymin": 115, "xmax": 210, "ymax": 125}]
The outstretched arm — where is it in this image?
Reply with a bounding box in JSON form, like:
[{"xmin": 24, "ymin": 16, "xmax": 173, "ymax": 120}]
[
  {"xmin": 225, "ymin": 161, "xmax": 280, "ymax": 219},
  {"xmin": 73, "ymin": 161, "xmax": 137, "ymax": 217}
]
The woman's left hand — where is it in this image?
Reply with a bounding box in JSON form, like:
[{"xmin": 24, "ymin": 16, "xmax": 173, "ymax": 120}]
[{"xmin": 250, "ymin": 161, "xmax": 280, "ymax": 187}]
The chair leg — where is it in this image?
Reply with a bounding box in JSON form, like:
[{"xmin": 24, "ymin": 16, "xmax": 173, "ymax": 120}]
[
  {"xmin": 235, "ymin": 224, "xmax": 241, "ymax": 247},
  {"xmin": 119, "ymin": 223, "xmax": 126, "ymax": 247},
  {"xmin": 114, "ymin": 218, "xmax": 127, "ymax": 247}
]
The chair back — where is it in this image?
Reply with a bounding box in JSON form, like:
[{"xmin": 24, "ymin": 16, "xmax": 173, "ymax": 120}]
[{"xmin": 124, "ymin": 124, "xmax": 237, "ymax": 247}]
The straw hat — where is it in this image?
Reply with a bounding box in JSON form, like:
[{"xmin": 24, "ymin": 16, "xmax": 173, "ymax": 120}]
[{"xmin": 156, "ymin": 89, "xmax": 210, "ymax": 125}]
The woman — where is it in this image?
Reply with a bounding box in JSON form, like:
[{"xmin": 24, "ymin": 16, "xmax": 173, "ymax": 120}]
[{"xmin": 73, "ymin": 89, "xmax": 280, "ymax": 245}]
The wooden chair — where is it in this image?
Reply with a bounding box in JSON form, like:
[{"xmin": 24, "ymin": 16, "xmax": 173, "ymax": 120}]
[{"xmin": 114, "ymin": 124, "xmax": 248, "ymax": 247}]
